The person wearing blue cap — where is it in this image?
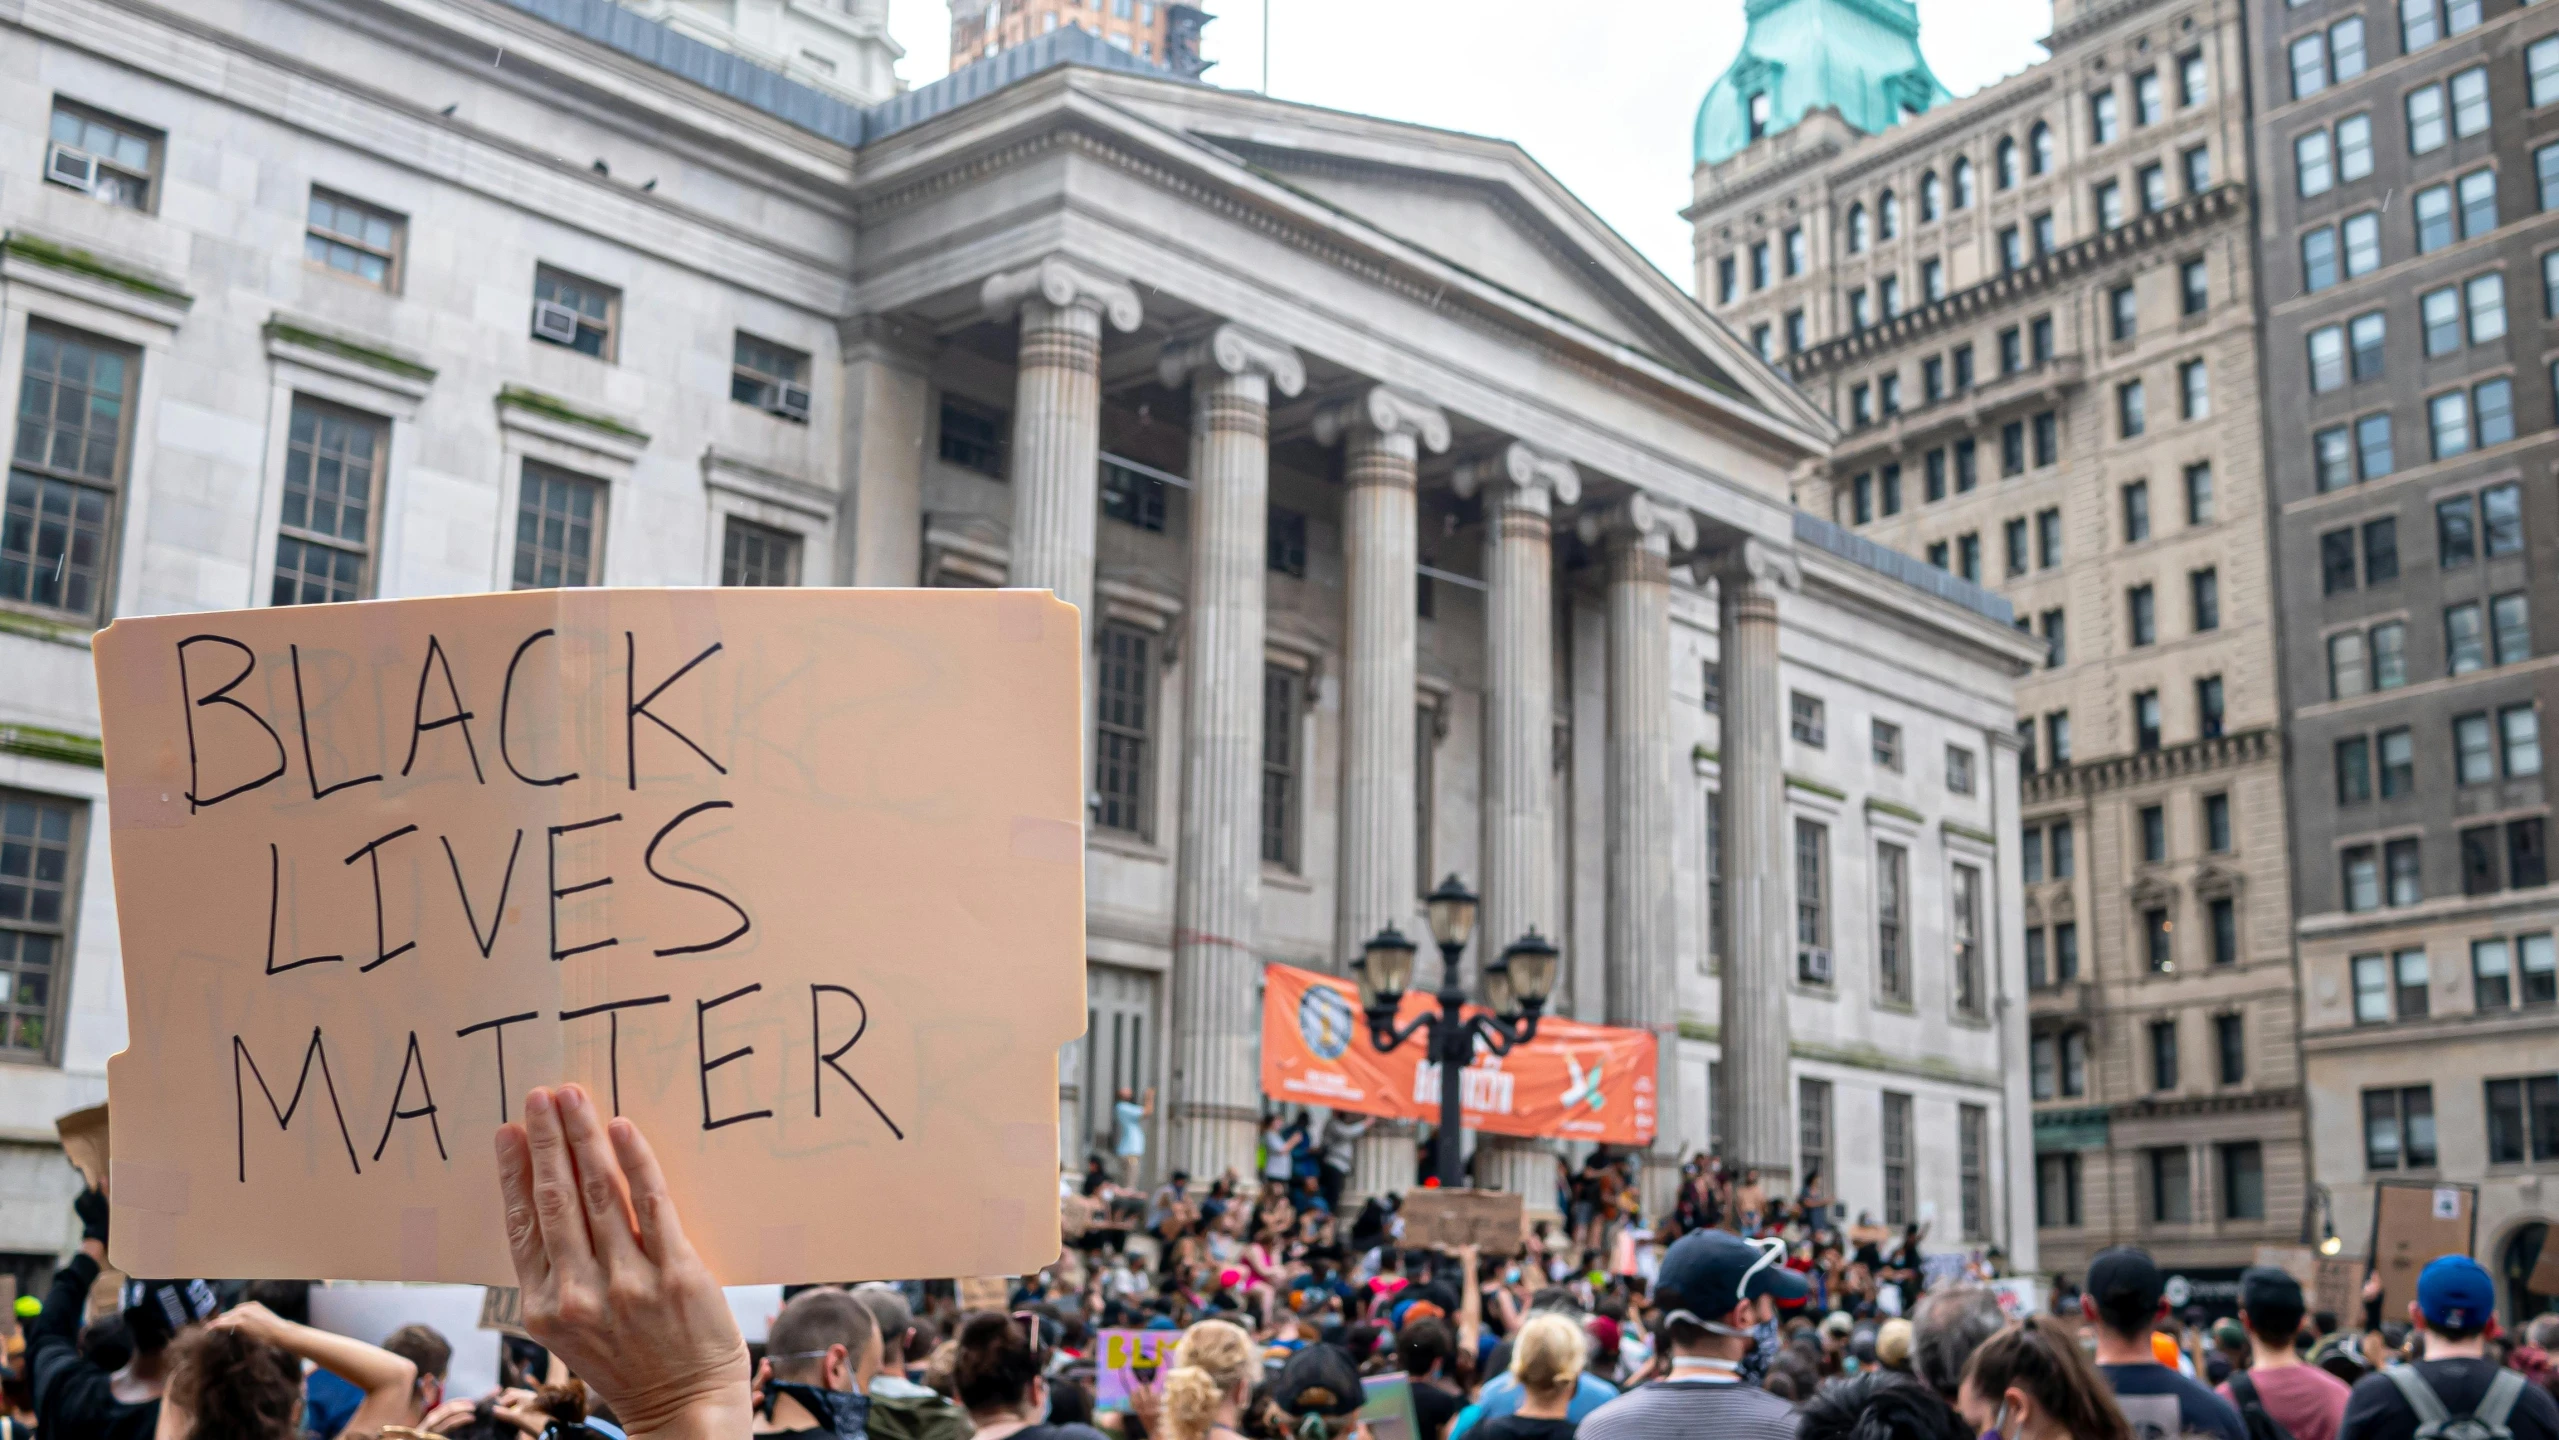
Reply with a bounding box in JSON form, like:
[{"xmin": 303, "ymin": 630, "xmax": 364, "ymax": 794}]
[
  {"xmin": 2336, "ymin": 1254, "xmax": 2559, "ymax": 1440},
  {"xmin": 1576, "ymin": 1229, "xmax": 1808, "ymax": 1440}
]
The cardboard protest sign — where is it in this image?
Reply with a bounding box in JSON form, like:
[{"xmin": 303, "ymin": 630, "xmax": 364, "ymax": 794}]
[
  {"xmin": 477, "ymin": 1286, "xmax": 529, "ymax": 1340},
  {"xmin": 1093, "ymin": 1328, "xmax": 1177, "ymax": 1412},
  {"xmin": 1401, "ymin": 1188, "xmax": 1525, "ymax": 1255},
  {"xmin": 55, "ymin": 1104, "xmax": 108, "ymax": 1192},
  {"xmin": 2529, "ymin": 1235, "xmax": 2559, "ymax": 1297},
  {"xmin": 1260, "ymin": 964, "xmax": 1655, "ymax": 1145},
  {"xmin": 92, "ymin": 589, "xmax": 1085, "ymax": 1284},
  {"xmin": 2315, "ymin": 1258, "xmax": 2365, "ymax": 1321},
  {"xmin": 2365, "ymin": 1180, "xmax": 2475, "ymax": 1320}
]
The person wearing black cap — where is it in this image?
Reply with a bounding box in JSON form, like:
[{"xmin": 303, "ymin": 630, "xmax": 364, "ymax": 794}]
[
  {"xmin": 1577, "ymin": 1230, "xmax": 1806, "ymax": 1440},
  {"xmin": 2336, "ymin": 1255, "xmax": 2559, "ymax": 1440},
  {"xmin": 2216, "ymin": 1267, "xmax": 2348, "ymax": 1440},
  {"xmin": 1268, "ymin": 1343, "xmax": 1368, "ymax": 1440},
  {"xmin": 2081, "ymin": 1247, "xmax": 2246, "ymax": 1440},
  {"xmin": 26, "ymin": 1188, "xmax": 226, "ymax": 1440}
]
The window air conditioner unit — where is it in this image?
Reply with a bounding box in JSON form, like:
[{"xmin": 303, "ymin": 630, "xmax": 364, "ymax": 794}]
[
  {"xmin": 531, "ymin": 299, "xmax": 582, "ymax": 346},
  {"xmin": 770, "ymin": 382, "xmax": 812, "ymax": 422},
  {"xmin": 1797, "ymin": 946, "xmax": 1833, "ymax": 985},
  {"xmin": 44, "ymin": 144, "xmax": 95, "ymax": 190}
]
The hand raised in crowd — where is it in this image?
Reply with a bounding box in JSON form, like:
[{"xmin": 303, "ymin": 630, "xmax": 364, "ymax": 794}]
[{"xmin": 493, "ymin": 1084, "xmax": 752, "ymax": 1440}]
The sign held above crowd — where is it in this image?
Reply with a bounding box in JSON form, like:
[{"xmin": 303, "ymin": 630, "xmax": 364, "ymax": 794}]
[{"xmin": 92, "ymin": 588, "xmax": 1086, "ymax": 1285}]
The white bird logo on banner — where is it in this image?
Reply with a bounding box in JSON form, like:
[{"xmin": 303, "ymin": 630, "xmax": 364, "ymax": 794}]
[{"xmin": 1562, "ymin": 1051, "xmax": 1604, "ymax": 1111}]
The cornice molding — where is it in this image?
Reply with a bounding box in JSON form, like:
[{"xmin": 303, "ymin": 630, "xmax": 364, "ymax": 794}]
[
  {"xmin": 2024, "ymin": 726, "xmax": 2279, "ymax": 805},
  {"xmin": 1790, "ymin": 184, "xmax": 2246, "ymax": 378}
]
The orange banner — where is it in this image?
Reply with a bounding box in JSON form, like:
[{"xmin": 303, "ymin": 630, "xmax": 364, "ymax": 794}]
[{"xmin": 1260, "ymin": 963, "xmax": 1656, "ymax": 1146}]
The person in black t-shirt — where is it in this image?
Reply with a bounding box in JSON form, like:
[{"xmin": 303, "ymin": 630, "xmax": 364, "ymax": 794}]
[
  {"xmin": 1397, "ymin": 1316, "xmax": 1463, "ymax": 1440},
  {"xmin": 2337, "ymin": 1255, "xmax": 2559, "ymax": 1440}
]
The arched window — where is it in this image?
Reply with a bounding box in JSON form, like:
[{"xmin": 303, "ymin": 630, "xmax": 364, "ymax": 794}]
[
  {"xmin": 1919, "ymin": 171, "xmax": 1942, "ymax": 222},
  {"xmin": 2030, "ymin": 121, "xmax": 2055, "ymax": 176},
  {"xmin": 1846, "ymin": 203, "xmax": 1870, "ymax": 253},
  {"xmin": 1996, "ymin": 138, "xmax": 2019, "ymax": 190},
  {"xmin": 1748, "ymin": 91, "xmax": 1772, "ymax": 141},
  {"xmin": 1953, "ymin": 156, "xmax": 1976, "ymax": 209},
  {"xmin": 1879, "ymin": 189, "xmax": 1900, "ymax": 239}
]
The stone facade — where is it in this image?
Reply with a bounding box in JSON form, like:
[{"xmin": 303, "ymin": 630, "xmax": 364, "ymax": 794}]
[
  {"xmin": 0, "ymin": 0, "xmax": 2036, "ymax": 1271},
  {"xmin": 2243, "ymin": 0, "xmax": 2559, "ymax": 1321},
  {"xmin": 1687, "ymin": 0, "xmax": 2304, "ymax": 1286}
]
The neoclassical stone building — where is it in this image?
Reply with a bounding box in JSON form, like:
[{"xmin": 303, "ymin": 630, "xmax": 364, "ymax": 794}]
[
  {"xmin": 0, "ymin": 0, "xmax": 2039, "ymax": 1267},
  {"xmin": 1688, "ymin": 0, "xmax": 2304, "ymax": 1289}
]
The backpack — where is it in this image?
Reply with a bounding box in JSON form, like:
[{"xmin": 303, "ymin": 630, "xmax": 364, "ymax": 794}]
[
  {"xmin": 2224, "ymin": 1371, "xmax": 2299, "ymax": 1440},
  {"xmin": 2382, "ymin": 1364, "xmax": 2529, "ymax": 1440}
]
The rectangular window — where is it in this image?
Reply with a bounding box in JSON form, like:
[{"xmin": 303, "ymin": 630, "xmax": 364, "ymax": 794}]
[
  {"xmin": 1958, "ymin": 1104, "xmax": 1987, "ymax": 1239},
  {"xmin": 2390, "ymin": 840, "xmax": 2424, "ymax": 907},
  {"xmin": 2293, "ymin": 33, "xmax": 2331, "ymax": 97},
  {"xmin": 2449, "ymin": 600, "xmax": 2488, "ymax": 672},
  {"xmin": 1792, "ymin": 691, "xmax": 1826, "ymax": 747},
  {"xmin": 0, "ymin": 792, "xmax": 80, "ymax": 1059},
  {"xmin": 1795, "ymin": 818, "xmax": 1829, "ymax": 959},
  {"xmin": 2342, "ymin": 211, "xmax": 2382, "ymax": 277},
  {"xmin": 44, "ymin": 100, "xmax": 157, "ymax": 211},
  {"xmin": 1877, "ymin": 841, "xmax": 1909, "ymax": 1002},
  {"xmin": 1716, "ymin": 256, "xmax": 1737, "ymax": 305},
  {"xmin": 2141, "ymin": 804, "xmax": 2168, "ymax": 864},
  {"xmin": 1947, "ymin": 745, "xmax": 1976, "ymax": 796},
  {"xmin": 2212, "ymin": 895, "xmax": 2238, "ymax": 966},
  {"xmin": 2485, "ymin": 482, "xmax": 2524, "ymax": 555},
  {"xmin": 2304, "ymin": 227, "xmax": 2341, "ymax": 292},
  {"xmin": 2146, "ymin": 905, "xmax": 2173, "ymax": 971},
  {"xmin": 2339, "ymin": 736, "xmax": 2374, "ymax": 803},
  {"xmin": 2366, "ymin": 1085, "xmax": 2437, "ymax": 1168},
  {"xmin": 2350, "ymin": 311, "xmax": 2387, "ymax": 382},
  {"xmin": 2330, "ymin": 630, "xmax": 2369, "ymax": 698},
  {"xmin": 1784, "ymin": 226, "xmax": 1807, "ymax": 276},
  {"xmin": 304, "ymin": 189, "xmax": 404, "ymax": 290},
  {"xmin": 2425, "ymin": 285, "xmax": 2464, "ymax": 355},
  {"xmin": 2528, "ymin": 933, "xmax": 2559, "ymax": 1005},
  {"xmin": 2309, "ymin": 325, "xmax": 2347, "ymax": 393},
  {"xmin": 2151, "ymin": 1019, "xmax": 2180, "ymax": 1091},
  {"xmin": 1882, "ymin": 1091, "xmax": 1914, "ymax": 1225},
  {"xmin": 2036, "ymin": 508, "xmax": 2063, "ymax": 569},
  {"xmin": 2340, "ymin": 113, "xmax": 2376, "ymax": 181},
  {"xmin": 531, "ymin": 264, "xmax": 619, "ymax": 360},
  {"xmin": 2433, "ymin": 389, "xmax": 2474, "ymax": 459},
  {"xmin": 2512, "ymin": 817, "xmax": 2547, "ymax": 888},
  {"xmin": 2177, "ymin": 262, "xmax": 2207, "ymax": 321},
  {"xmin": 2130, "ymin": 584, "xmax": 2157, "ymax": 646},
  {"xmin": 2534, "ymin": 35, "xmax": 2559, "ymax": 109},
  {"xmin": 2359, "ymin": 413, "xmax": 2396, "ymax": 479},
  {"xmin": 2111, "ymin": 284, "xmax": 2139, "ymax": 341},
  {"xmin": 1267, "ymin": 506, "xmax": 1309, "ymax": 578},
  {"xmin": 717, "ymin": 516, "xmax": 799, "ymax": 588},
  {"xmin": 2182, "ymin": 49, "xmax": 2209, "ymax": 105},
  {"xmin": 2346, "ymin": 846, "xmax": 2382, "ymax": 912},
  {"xmin": 2032, "ymin": 315, "xmax": 2055, "ymax": 364},
  {"xmin": 2135, "ymin": 68, "xmax": 2164, "ymax": 125},
  {"xmin": 2404, "ymin": 0, "xmax": 2441, "ymax": 49},
  {"xmin": 2049, "ymin": 712, "xmax": 2073, "ymax": 767},
  {"xmin": 269, "ymin": 399, "xmax": 385, "ymax": 607},
  {"xmin": 2152, "ymin": 1147, "xmax": 2193, "ymax": 1223},
  {"xmin": 1261, "ymin": 665, "xmax": 1303, "ymax": 867},
  {"xmin": 2119, "ymin": 381, "xmax": 2147, "ymax": 439},
  {"xmin": 2185, "ymin": 144, "xmax": 2213, "ymax": 195},
  {"xmin": 2043, "ymin": 609, "xmax": 2067, "ymax": 668},
  {"xmin": 2181, "ymin": 359, "xmax": 2209, "ymax": 418},
  {"xmin": 2222, "ymin": 1141, "xmax": 2265, "ymax": 1219},
  {"xmin": 2354, "ymin": 951, "xmax": 2391, "ymax": 1019},
  {"xmin": 5, "ymin": 327, "xmax": 134, "ymax": 624},
  {"xmin": 2453, "ymin": 66, "xmax": 2490, "ymax": 135},
  {"xmin": 1799, "ymin": 1078, "xmax": 1833, "ymax": 1197},
  {"xmin": 2477, "ymin": 377, "xmax": 2516, "ymax": 447},
  {"xmin": 2466, "ymin": 824, "xmax": 2505, "ymax": 893},
  {"xmin": 1101, "ymin": 459, "xmax": 1168, "ymax": 533},
  {"xmin": 2316, "ymin": 426, "xmax": 2353, "ymax": 491},
  {"xmin": 2460, "ymin": 168, "xmax": 2499, "ymax": 238},
  {"xmin": 510, "ymin": 463, "xmax": 605, "ymax": 589},
  {"xmin": 2417, "ymin": 183, "xmax": 2455, "ymax": 252},
  {"xmin": 2381, "ymin": 726, "xmax": 2416, "ymax": 795},
  {"xmin": 1952, "ymin": 862, "xmax": 1983, "ymax": 1015},
  {"xmin": 2199, "ymin": 675, "xmax": 2226, "ymax": 738},
  {"xmin": 2365, "ymin": 517, "xmax": 2399, "ymax": 585},
  {"xmin": 2092, "ymin": 89, "xmax": 2121, "ymax": 144},
  {"xmin": 2504, "ymin": 704, "xmax": 2542, "ymax": 777},
  {"xmin": 731, "ymin": 333, "xmax": 812, "ymax": 419},
  {"xmin": 2494, "ymin": 591, "xmax": 2531, "ymax": 665},
  {"xmin": 2460, "ymin": 712, "xmax": 2499, "ymax": 784},
  {"xmin": 2038, "ymin": 1153, "xmax": 2083, "ymax": 1228},
  {"xmin": 937, "ymin": 395, "xmax": 1007, "ymax": 477},
  {"xmin": 2298, "ymin": 130, "xmax": 2334, "ymax": 196},
  {"xmin": 1091, "ymin": 624, "xmax": 1157, "ymax": 837},
  {"xmin": 2135, "ymin": 689, "xmax": 2162, "ymax": 752},
  {"xmin": 2140, "ymin": 164, "xmax": 2169, "ymax": 214},
  {"xmin": 2412, "ymin": 83, "xmax": 2450, "ymax": 153},
  {"xmin": 2324, "ymin": 528, "xmax": 2358, "ymax": 594},
  {"xmin": 1706, "ymin": 787, "xmax": 1722, "ymax": 964},
  {"xmin": 1751, "ymin": 241, "xmax": 1771, "ymax": 289},
  {"xmin": 1872, "ymin": 719, "xmax": 1903, "ymax": 771},
  {"xmin": 2478, "ymin": 937, "xmax": 2513, "ymax": 1009},
  {"xmin": 2097, "ymin": 180, "xmax": 2126, "ymax": 230}
]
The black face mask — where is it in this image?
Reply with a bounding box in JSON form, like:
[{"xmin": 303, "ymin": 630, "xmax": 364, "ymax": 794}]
[{"xmin": 764, "ymin": 1381, "xmax": 872, "ymax": 1439}]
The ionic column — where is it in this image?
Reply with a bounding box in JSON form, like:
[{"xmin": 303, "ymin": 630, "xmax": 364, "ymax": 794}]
[
  {"xmin": 1314, "ymin": 386, "xmax": 1450, "ymax": 1207},
  {"xmin": 1455, "ymin": 442, "xmax": 1578, "ymax": 1208},
  {"xmin": 979, "ymin": 256, "xmax": 1143, "ymax": 638},
  {"xmin": 1159, "ymin": 323, "xmax": 1306, "ymax": 1183},
  {"xmin": 1583, "ymin": 494, "xmax": 1696, "ymax": 1217},
  {"xmin": 1712, "ymin": 539, "xmax": 1802, "ymax": 1195},
  {"xmin": 1315, "ymin": 387, "xmax": 1451, "ymax": 963}
]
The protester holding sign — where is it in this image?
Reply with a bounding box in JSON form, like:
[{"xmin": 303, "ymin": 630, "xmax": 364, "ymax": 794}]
[{"xmin": 27, "ymin": 1189, "xmax": 221, "ymax": 1440}]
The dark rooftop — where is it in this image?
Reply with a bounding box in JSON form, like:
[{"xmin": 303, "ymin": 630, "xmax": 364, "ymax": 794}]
[{"xmin": 1794, "ymin": 511, "xmax": 2015, "ymax": 627}]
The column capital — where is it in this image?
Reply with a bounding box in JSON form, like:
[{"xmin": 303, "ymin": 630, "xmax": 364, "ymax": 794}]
[
  {"xmin": 1452, "ymin": 441, "xmax": 1580, "ymax": 514},
  {"xmin": 1157, "ymin": 322, "xmax": 1307, "ymax": 397},
  {"xmin": 1310, "ymin": 385, "xmax": 1451, "ymax": 454},
  {"xmin": 1576, "ymin": 491, "xmax": 1698, "ymax": 556},
  {"xmin": 1702, "ymin": 536, "xmax": 1802, "ymax": 593},
  {"xmin": 979, "ymin": 255, "xmax": 1144, "ymax": 332}
]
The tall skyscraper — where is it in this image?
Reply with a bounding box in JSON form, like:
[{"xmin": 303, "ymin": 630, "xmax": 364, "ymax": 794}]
[{"xmin": 1687, "ymin": 0, "xmax": 2306, "ymax": 1290}]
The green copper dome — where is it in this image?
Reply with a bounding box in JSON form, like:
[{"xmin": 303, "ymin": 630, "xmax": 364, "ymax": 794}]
[{"xmin": 1695, "ymin": 0, "xmax": 1954, "ymax": 166}]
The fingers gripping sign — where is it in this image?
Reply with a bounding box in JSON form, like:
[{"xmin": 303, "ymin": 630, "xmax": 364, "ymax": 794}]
[{"xmin": 496, "ymin": 1084, "xmax": 751, "ymax": 1440}]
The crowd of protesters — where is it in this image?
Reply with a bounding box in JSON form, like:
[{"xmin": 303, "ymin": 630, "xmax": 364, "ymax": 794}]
[{"xmin": 10, "ymin": 1086, "xmax": 2559, "ymax": 1440}]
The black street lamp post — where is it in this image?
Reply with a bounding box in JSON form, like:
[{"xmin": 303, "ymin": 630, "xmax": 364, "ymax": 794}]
[{"xmin": 1352, "ymin": 874, "xmax": 1560, "ymax": 1191}]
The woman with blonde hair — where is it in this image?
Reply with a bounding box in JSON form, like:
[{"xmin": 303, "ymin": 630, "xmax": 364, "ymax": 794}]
[
  {"xmin": 1475, "ymin": 1313, "xmax": 1588, "ymax": 1440},
  {"xmin": 1154, "ymin": 1319, "xmax": 1259, "ymax": 1440}
]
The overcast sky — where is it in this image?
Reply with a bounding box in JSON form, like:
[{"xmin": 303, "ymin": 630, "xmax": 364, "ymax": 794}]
[{"xmin": 887, "ymin": 0, "xmax": 2054, "ymax": 287}]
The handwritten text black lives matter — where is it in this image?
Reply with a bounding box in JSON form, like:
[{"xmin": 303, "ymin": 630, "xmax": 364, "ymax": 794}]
[{"xmin": 167, "ymin": 624, "xmax": 905, "ymax": 1186}]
